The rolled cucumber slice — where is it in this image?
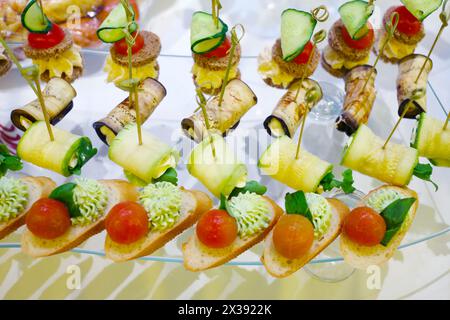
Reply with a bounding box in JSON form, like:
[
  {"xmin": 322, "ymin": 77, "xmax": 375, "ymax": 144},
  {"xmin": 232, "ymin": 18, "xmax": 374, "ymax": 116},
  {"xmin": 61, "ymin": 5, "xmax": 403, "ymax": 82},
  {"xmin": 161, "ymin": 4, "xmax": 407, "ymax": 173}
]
[
  {"xmin": 109, "ymin": 124, "xmax": 180, "ymax": 183},
  {"xmin": 187, "ymin": 134, "xmax": 247, "ymax": 197},
  {"xmin": 281, "ymin": 9, "xmax": 316, "ymax": 62},
  {"xmin": 429, "ymin": 158, "xmax": 450, "ymax": 167},
  {"xmin": 339, "ymin": 0, "xmax": 374, "ymax": 39},
  {"xmin": 21, "ymin": 0, "xmax": 52, "ymax": 34},
  {"xmin": 401, "ymin": 0, "xmax": 443, "ymax": 21},
  {"xmin": 97, "ymin": 3, "xmax": 137, "ymax": 43},
  {"xmin": 258, "ymin": 136, "xmax": 332, "ymax": 192},
  {"xmin": 190, "ymin": 11, "xmax": 228, "ymax": 54}
]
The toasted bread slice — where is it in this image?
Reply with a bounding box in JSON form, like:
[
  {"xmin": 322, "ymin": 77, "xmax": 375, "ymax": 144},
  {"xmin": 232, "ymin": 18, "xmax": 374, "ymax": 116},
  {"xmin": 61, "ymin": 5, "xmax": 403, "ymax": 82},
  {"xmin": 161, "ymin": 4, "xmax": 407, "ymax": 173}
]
[
  {"xmin": 0, "ymin": 176, "xmax": 56, "ymax": 240},
  {"xmin": 21, "ymin": 180, "xmax": 138, "ymax": 257},
  {"xmin": 340, "ymin": 186, "xmax": 418, "ymax": 269},
  {"xmin": 261, "ymin": 198, "xmax": 349, "ymax": 278},
  {"xmin": 23, "ymin": 30, "xmax": 74, "ymax": 60},
  {"xmin": 105, "ymin": 189, "xmax": 213, "ymax": 262},
  {"xmin": 183, "ymin": 197, "xmax": 283, "ymax": 272},
  {"xmin": 110, "ymin": 31, "xmax": 161, "ymax": 67}
]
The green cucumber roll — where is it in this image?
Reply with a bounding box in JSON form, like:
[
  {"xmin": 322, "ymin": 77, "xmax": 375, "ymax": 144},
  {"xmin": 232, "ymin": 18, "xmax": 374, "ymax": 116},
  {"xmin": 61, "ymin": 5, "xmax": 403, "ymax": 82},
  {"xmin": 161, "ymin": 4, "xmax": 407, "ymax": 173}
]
[{"xmin": 190, "ymin": 11, "xmax": 228, "ymax": 54}]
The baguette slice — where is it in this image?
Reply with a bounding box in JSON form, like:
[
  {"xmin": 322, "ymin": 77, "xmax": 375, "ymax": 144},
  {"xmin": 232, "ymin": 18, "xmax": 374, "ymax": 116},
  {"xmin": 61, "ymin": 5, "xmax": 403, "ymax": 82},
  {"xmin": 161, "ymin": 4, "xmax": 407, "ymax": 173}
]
[
  {"xmin": 0, "ymin": 176, "xmax": 56, "ymax": 240},
  {"xmin": 340, "ymin": 186, "xmax": 418, "ymax": 269},
  {"xmin": 261, "ymin": 198, "xmax": 349, "ymax": 278},
  {"xmin": 183, "ymin": 197, "xmax": 283, "ymax": 272},
  {"xmin": 105, "ymin": 189, "xmax": 213, "ymax": 262},
  {"xmin": 21, "ymin": 180, "xmax": 138, "ymax": 257}
]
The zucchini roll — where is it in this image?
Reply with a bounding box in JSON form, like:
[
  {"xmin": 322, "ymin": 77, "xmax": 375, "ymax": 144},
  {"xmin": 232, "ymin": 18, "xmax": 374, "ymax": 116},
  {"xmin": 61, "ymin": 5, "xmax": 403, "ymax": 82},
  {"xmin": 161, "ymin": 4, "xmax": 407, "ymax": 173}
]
[
  {"xmin": 342, "ymin": 125, "xmax": 419, "ymax": 186},
  {"xmin": 187, "ymin": 134, "xmax": 248, "ymax": 197},
  {"xmin": 411, "ymin": 113, "xmax": 450, "ymax": 167},
  {"xmin": 93, "ymin": 78, "xmax": 167, "ymax": 145},
  {"xmin": 108, "ymin": 124, "xmax": 180, "ymax": 184},
  {"xmin": 11, "ymin": 78, "xmax": 76, "ymax": 131},
  {"xmin": 397, "ymin": 54, "xmax": 432, "ymax": 119},
  {"xmin": 17, "ymin": 121, "xmax": 97, "ymax": 177},
  {"xmin": 181, "ymin": 79, "xmax": 257, "ymax": 142},
  {"xmin": 258, "ymin": 136, "xmax": 332, "ymax": 192},
  {"xmin": 336, "ymin": 65, "xmax": 377, "ymax": 136},
  {"xmin": 264, "ymin": 79, "xmax": 323, "ymax": 138}
]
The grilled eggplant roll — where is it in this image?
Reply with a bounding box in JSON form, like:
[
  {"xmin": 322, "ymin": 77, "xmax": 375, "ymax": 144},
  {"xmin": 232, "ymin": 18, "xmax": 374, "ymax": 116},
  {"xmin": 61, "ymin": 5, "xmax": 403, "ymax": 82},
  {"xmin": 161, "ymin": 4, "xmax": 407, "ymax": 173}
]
[
  {"xmin": 11, "ymin": 78, "xmax": 76, "ymax": 131},
  {"xmin": 397, "ymin": 54, "xmax": 432, "ymax": 118},
  {"xmin": 181, "ymin": 79, "xmax": 257, "ymax": 142},
  {"xmin": 336, "ymin": 65, "xmax": 377, "ymax": 136},
  {"xmin": 93, "ymin": 78, "xmax": 166, "ymax": 145},
  {"xmin": 264, "ymin": 79, "xmax": 323, "ymax": 138}
]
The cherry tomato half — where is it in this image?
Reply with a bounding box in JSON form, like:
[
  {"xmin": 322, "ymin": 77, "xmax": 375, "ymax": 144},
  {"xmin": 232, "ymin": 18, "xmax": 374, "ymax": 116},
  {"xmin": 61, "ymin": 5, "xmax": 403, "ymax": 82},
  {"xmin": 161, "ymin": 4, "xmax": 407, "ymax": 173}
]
[
  {"xmin": 202, "ymin": 37, "xmax": 231, "ymax": 58},
  {"xmin": 28, "ymin": 23, "xmax": 66, "ymax": 49},
  {"xmin": 292, "ymin": 41, "xmax": 314, "ymax": 65},
  {"xmin": 341, "ymin": 22, "xmax": 375, "ymax": 50},
  {"xmin": 26, "ymin": 198, "xmax": 71, "ymax": 239},
  {"xmin": 343, "ymin": 206, "xmax": 386, "ymax": 246},
  {"xmin": 196, "ymin": 209, "xmax": 238, "ymax": 248},
  {"xmin": 105, "ymin": 201, "xmax": 149, "ymax": 245},
  {"xmin": 113, "ymin": 31, "xmax": 145, "ymax": 55},
  {"xmin": 393, "ymin": 5, "xmax": 422, "ymax": 36},
  {"xmin": 272, "ymin": 214, "xmax": 314, "ymax": 259}
]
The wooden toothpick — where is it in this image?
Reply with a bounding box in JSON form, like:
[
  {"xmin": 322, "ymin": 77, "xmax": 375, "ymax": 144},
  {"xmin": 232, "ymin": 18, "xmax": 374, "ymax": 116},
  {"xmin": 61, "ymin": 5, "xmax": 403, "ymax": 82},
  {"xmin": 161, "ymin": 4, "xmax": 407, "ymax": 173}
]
[
  {"xmin": 212, "ymin": 0, "xmax": 222, "ymax": 28},
  {"xmin": 196, "ymin": 88, "xmax": 216, "ymax": 158},
  {"xmin": 443, "ymin": 112, "xmax": 449, "ymax": 130}
]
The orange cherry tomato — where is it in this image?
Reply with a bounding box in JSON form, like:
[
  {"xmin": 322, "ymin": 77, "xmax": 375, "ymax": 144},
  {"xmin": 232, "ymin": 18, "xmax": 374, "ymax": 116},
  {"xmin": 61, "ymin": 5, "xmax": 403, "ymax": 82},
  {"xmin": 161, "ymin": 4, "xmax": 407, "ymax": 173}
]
[
  {"xmin": 341, "ymin": 22, "xmax": 375, "ymax": 50},
  {"xmin": 105, "ymin": 201, "xmax": 149, "ymax": 245},
  {"xmin": 196, "ymin": 209, "xmax": 238, "ymax": 248},
  {"xmin": 343, "ymin": 206, "xmax": 386, "ymax": 246},
  {"xmin": 202, "ymin": 37, "xmax": 231, "ymax": 58},
  {"xmin": 26, "ymin": 198, "xmax": 71, "ymax": 239},
  {"xmin": 28, "ymin": 23, "xmax": 65, "ymax": 49},
  {"xmin": 393, "ymin": 5, "xmax": 422, "ymax": 36},
  {"xmin": 292, "ymin": 41, "xmax": 314, "ymax": 65},
  {"xmin": 272, "ymin": 214, "xmax": 314, "ymax": 259},
  {"xmin": 113, "ymin": 31, "xmax": 145, "ymax": 55}
]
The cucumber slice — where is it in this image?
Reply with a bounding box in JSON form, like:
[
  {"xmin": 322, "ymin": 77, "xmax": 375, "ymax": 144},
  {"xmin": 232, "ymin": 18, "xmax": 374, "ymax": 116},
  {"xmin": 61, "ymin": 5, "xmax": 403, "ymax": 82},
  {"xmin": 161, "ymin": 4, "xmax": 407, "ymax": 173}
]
[
  {"xmin": 187, "ymin": 134, "xmax": 247, "ymax": 197},
  {"xmin": 281, "ymin": 9, "xmax": 316, "ymax": 62},
  {"xmin": 21, "ymin": 0, "xmax": 52, "ymax": 34},
  {"xmin": 258, "ymin": 136, "xmax": 332, "ymax": 192},
  {"xmin": 339, "ymin": 0, "xmax": 374, "ymax": 39},
  {"xmin": 401, "ymin": 0, "xmax": 443, "ymax": 21},
  {"xmin": 429, "ymin": 158, "xmax": 450, "ymax": 167},
  {"xmin": 109, "ymin": 124, "xmax": 180, "ymax": 183},
  {"xmin": 190, "ymin": 11, "xmax": 228, "ymax": 54},
  {"xmin": 97, "ymin": 3, "xmax": 137, "ymax": 43}
]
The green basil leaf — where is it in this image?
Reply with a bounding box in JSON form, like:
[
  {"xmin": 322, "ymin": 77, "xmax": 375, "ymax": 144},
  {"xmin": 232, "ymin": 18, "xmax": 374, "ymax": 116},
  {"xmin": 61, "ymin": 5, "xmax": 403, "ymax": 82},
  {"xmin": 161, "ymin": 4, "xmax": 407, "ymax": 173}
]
[
  {"xmin": 0, "ymin": 144, "xmax": 23, "ymax": 177},
  {"xmin": 49, "ymin": 183, "xmax": 81, "ymax": 218},
  {"xmin": 413, "ymin": 163, "xmax": 438, "ymax": 191},
  {"xmin": 320, "ymin": 169, "xmax": 355, "ymax": 194},
  {"xmin": 229, "ymin": 180, "xmax": 267, "ymax": 199},
  {"xmin": 153, "ymin": 167, "xmax": 178, "ymax": 186},
  {"xmin": 69, "ymin": 138, "xmax": 97, "ymax": 176},
  {"xmin": 285, "ymin": 191, "xmax": 314, "ymax": 225},
  {"xmin": 380, "ymin": 197, "xmax": 416, "ymax": 246}
]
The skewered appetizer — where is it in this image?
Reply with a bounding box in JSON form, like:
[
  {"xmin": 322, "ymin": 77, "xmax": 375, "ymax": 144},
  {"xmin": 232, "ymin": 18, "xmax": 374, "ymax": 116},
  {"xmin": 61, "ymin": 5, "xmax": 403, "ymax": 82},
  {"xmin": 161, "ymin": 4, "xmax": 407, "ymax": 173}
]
[
  {"xmin": 0, "ymin": 0, "xmax": 27, "ymax": 42},
  {"xmin": 258, "ymin": 8, "xmax": 321, "ymax": 89},
  {"xmin": 22, "ymin": 178, "xmax": 138, "ymax": 257},
  {"xmin": 21, "ymin": 0, "xmax": 84, "ymax": 82},
  {"xmin": 411, "ymin": 113, "xmax": 450, "ymax": 167},
  {"xmin": 181, "ymin": 79, "xmax": 257, "ymax": 142},
  {"xmin": 190, "ymin": 11, "xmax": 241, "ymax": 95},
  {"xmin": 322, "ymin": 0, "xmax": 375, "ymax": 77},
  {"xmin": 341, "ymin": 185, "xmax": 418, "ymax": 269},
  {"xmin": 93, "ymin": 77, "xmax": 167, "ymax": 145},
  {"xmin": 397, "ymin": 54, "xmax": 432, "ymax": 118},
  {"xmin": 336, "ymin": 65, "xmax": 377, "ymax": 135},
  {"xmin": 375, "ymin": 1, "xmax": 442, "ymax": 63},
  {"xmin": 264, "ymin": 79, "xmax": 322, "ymax": 138},
  {"xmin": 262, "ymin": 191, "xmax": 349, "ymax": 278},
  {"xmin": 11, "ymin": 77, "xmax": 76, "ymax": 131},
  {"xmin": 0, "ymin": 44, "xmax": 12, "ymax": 77},
  {"xmin": 17, "ymin": 121, "xmax": 97, "ymax": 177}
]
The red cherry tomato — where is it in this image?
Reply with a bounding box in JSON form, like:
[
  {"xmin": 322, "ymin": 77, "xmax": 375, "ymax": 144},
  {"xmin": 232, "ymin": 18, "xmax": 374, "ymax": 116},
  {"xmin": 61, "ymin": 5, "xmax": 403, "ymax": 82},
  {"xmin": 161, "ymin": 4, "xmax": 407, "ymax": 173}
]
[
  {"xmin": 105, "ymin": 201, "xmax": 149, "ymax": 245},
  {"xmin": 393, "ymin": 5, "xmax": 422, "ymax": 36},
  {"xmin": 272, "ymin": 214, "xmax": 314, "ymax": 259},
  {"xmin": 341, "ymin": 22, "xmax": 375, "ymax": 50},
  {"xmin": 26, "ymin": 198, "xmax": 71, "ymax": 239},
  {"xmin": 196, "ymin": 209, "xmax": 238, "ymax": 248},
  {"xmin": 28, "ymin": 23, "xmax": 66, "ymax": 49},
  {"xmin": 292, "ymin": 41, "xmax": 314, "ymax": 65},
  {"xmin": 343, "ymin": 207, "xmax": 387, "ymax": 246},
  {"xmin": 113, "ymin": 31, "xmax": 145, "ymax": 55},
  {"xmin": 202, "ymin": 37, "xmax": 231, "ymax": 58}
]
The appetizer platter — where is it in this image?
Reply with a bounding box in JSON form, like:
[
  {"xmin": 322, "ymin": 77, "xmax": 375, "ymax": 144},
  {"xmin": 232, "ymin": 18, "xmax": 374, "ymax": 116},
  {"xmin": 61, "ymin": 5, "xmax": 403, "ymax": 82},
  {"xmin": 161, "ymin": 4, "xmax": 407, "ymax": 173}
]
[{"xmin": 0, "ymin": 0, "xmax": 449, "ymax": 280}]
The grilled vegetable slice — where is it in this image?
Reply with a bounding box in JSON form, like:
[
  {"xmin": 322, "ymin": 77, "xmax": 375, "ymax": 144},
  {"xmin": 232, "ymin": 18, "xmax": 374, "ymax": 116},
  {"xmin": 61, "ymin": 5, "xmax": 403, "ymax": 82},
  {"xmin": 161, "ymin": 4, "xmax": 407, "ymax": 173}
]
[
  {"xmin": 342, "ymin": 125, "xmax": 419, "ymax": 186},
  {"xmin": 264, "ymin": 79, "xmax": 322, "ymax": 138},
  {"xmin": 97, "ymin": 3, "xmax": 137, "ymax": 43},
  {"xmin": 21, "ymin": 0, "xmax": 52, "ymax": 33},
  {"xmin": 181, "ymin": 79, "xmax": 257, "ymax": 142},
  {"xmin": 190, "ymin": 11, "xmax": 228, "ymax": 54},
  {"xmin": 258, "ymin": 136, "xmax": 333, "ymax": 192},
  {"xmin": 401, "ymin": 0, "xmax": 443, "ymax": 21},
  {"xmin": 336, "ymin": 65, "xmax": 377, "ymax": 136},
  {"xmin": 187, "ymin": 134, "xmax": 247, "ymax": 197},
  {"xmin": 11, "ymin": 78, "xmax": 76, "ymax": 132},
  {"xmin": 93, "ymin": 78, "xmax": 166, "ymax": 145},
  {"xmin": 17, "ymin": 121, "xmax": 97, "ymax": 176},
  {"xmin": 339, "ymin": 1, "xmax": 374, "ymax": 39}
]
